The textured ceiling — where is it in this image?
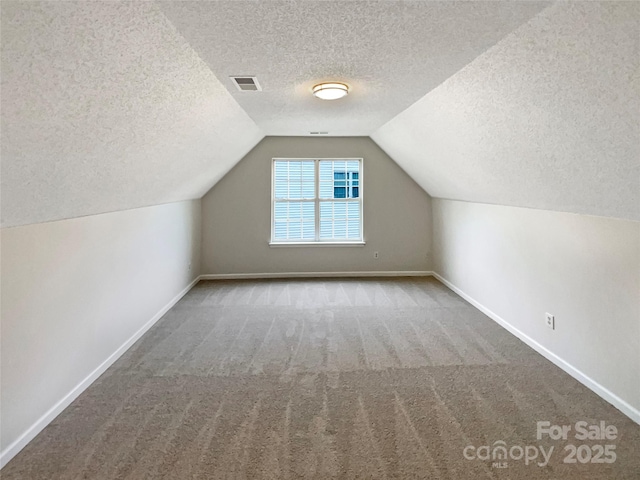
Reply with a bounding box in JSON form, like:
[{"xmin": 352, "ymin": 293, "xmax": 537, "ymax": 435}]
[
  {"xmin": 2, "ymin": 1, "xmax": 636, "ymax": 228},
  {"xmin": 158, "ymin": 0, "xmax": 549, "ymax": 136},
  {"xmin": 1, "ymin": 1, "xmax": 264, "ymax": 228},
  {"xmin": 372, "ymin": 1, "xmax": 640, "ymax": 221}
]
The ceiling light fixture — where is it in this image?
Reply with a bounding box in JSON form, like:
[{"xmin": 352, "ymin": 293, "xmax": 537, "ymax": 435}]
[{"xmin": 312, "ymin": 82, "xmax": 349, "ymax": 100}]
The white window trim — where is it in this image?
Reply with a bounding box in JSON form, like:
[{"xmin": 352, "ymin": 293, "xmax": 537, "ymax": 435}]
[{"xmin": 270, "ymin": 157, "xmax": 364, "ymax": 245}]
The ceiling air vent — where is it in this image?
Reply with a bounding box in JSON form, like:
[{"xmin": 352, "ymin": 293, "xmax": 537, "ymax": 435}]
[
  {"xmin": 310, "ymin": 132, "xmax": 329, "ymax": 135},
  {"xmin": 230, "ymin": 76, "xmax": 262, "ymax": 91}
]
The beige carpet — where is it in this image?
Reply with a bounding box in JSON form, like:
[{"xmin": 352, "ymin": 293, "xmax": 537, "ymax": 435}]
[{"xmin": 3, "ymin": 277, "xmax": 639, "ymax": 479}]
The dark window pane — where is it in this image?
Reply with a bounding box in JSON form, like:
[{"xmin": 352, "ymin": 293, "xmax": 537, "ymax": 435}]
[
  {"xmin": 334, "ymin": 187, "xmax": 346, "ymax": 198},
  {"xmin": 334, "ymin": 172, "xmax": 346, "ymax": 180},
  {"xmin": 352, "ymin": 187, "xmax": 359, "ymax": 198},
  {"xmin": 352, "ymin": 172, "xmax": 359, "ymax": 179}
]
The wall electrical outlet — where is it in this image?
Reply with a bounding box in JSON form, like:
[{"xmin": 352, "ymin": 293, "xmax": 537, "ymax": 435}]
[
  {"xmin": 545, "ymin": 313, "xmax": 555, "ymax": 330},
  {"xmin": 374, "ymin": 251, "xmax": 379, "ymax": 259}
]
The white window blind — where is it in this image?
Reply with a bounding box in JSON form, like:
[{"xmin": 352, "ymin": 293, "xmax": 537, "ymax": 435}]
[{"xmin": 272, "ymin": 158, "xmax": 363, "ymax": 243}]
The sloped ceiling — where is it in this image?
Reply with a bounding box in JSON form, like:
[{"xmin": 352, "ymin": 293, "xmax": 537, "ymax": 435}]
[
  {"xmin": 2, "ymin": 1, "xmax": 637, "ymax": 227},
  {"xmin": 372, "ymin": 1, "xmax": 640, "ymax": 221},
  {"xmin": 158, "ymin": 0, "xmax": 549, "ymax": 136},
  {"xmin": 0, "ymin": 1, "xmax": 264, "ymax": 228}
]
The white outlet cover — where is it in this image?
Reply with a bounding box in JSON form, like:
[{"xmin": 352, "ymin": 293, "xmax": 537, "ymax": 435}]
[{"xmin": 545, "ymin": 313, "xmax": 555, "ymax": 330}]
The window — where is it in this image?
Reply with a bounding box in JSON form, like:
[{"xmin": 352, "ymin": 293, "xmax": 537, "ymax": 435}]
[{"xmin": 272, "ymin": 158, "xmax": 363, "ymax": 244}]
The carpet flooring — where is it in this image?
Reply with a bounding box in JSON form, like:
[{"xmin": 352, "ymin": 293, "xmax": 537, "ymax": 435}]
[{"xmin": 3, "ymin": 277, "xmax": 639, "ymax": 479}]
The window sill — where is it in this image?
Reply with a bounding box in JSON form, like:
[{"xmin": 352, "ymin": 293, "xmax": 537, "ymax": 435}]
[{"xmin": 269, "ymin": 241, "xmax": 366, "ymax": 248}]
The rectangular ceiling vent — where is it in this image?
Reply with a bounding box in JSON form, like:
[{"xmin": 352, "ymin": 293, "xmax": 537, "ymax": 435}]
[
  {"xmin": 310, "ymin": 132, "xmax": 329, "ymax": 135},
  {"xmin": 230, "ymin": 76, "xmax": 262, "ymax": 91}
]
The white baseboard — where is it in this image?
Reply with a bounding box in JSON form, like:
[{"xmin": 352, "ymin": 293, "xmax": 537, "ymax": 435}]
[
  {"xmin": 0, "ymin": 276, "xmax": 200, "ymax": 469},
  {"xmin": 431, "ymin": 272, "xmax": 640, "ymax": 425},
  {"xmin": 200, "ymin": 271, "xmax": 434, "ymax": 280}
]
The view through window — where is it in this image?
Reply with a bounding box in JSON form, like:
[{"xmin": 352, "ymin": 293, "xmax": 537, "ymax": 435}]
[{"xmin": 272, "ymin": 158, "xmax": 363, "ymax": 243}]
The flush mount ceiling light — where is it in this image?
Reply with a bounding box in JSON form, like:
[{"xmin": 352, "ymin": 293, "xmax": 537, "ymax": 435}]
[{"xmin": 312, "ymin": 82, "xmax": 349, "ymax": 100}]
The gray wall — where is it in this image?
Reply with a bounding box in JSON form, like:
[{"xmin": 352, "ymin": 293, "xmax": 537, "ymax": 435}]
[
  {"xmin": 201, "ymin": 137, "xmax": 432, "ymax": 274},
  {"xmin": 0, "ymin": 200, "xmax": 201, "ymax": 462},
  {"xmin": 432, "ymin": 198, "xmax": 640, "ymax": 417}
]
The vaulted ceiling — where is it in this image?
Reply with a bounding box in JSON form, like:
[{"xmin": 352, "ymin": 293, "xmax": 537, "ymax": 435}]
[
  {"xmin": 1, "ymin": 1, "xmax": 638, "ymax": 228},
  {"xmin": 158, "ymin": 0, "xmax": 549, "ymax": 136},
  {"xmin": 1, "ymin": 1, "xmax": 263, "ymax": 227},
  {"xmin": 372, "ymin": 1, "xmax": 640, "ymax": 221}
]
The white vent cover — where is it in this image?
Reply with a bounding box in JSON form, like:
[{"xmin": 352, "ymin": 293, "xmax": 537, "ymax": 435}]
[
  {"xmin": 230, "ymin": 76, "xmax": 262, "ymax": 91},
  {"xmin": 310, "ymin": 131, "xmax": 329, "ymax": 135}
]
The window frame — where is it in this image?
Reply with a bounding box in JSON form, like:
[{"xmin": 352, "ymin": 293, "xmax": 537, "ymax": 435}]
[{"xmin": 270, "ymin": 157, "xmax": 365, "ymax": 246}]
